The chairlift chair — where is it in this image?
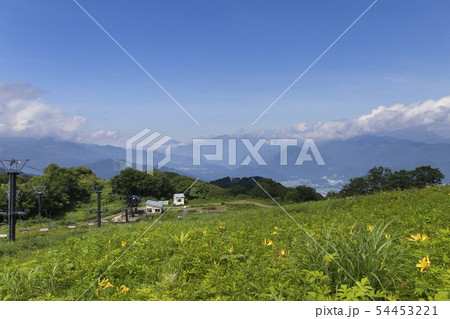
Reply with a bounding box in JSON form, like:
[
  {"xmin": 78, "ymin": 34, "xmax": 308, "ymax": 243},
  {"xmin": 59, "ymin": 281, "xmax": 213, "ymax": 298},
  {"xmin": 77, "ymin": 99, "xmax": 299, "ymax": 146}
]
[
  {"xmin": 39, "ymin": 210, "xmax": 51, "ymax": 232},
  {"xmin": 87, "ymin": 214, "xmax": 95, "ymax": 227},
  {"xmin": 18, "ymin": 214, "xmax": 29, "ymax": 233},
  {"xmin": 68, "ymin": 217, "xmax": 78, "ymax": 229},
  {"xmin": 39, "ymin": 218, "xmax": 49, "ymax": 232},
  {"xmin": 0, "ymin": 214, "xmax": 7, "ymax": 239},
  {"xmin": 47, "ymin": 211, "xmax": 58, "ymax": 230},
  {"xmin": 113, "ymin": 208, "xmax": 126, "ymax": 223}
]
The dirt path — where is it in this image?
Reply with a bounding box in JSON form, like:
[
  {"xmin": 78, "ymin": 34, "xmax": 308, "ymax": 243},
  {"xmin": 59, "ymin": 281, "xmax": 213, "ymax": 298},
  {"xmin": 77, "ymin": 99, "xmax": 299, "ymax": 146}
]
[
  {"xmin": 228, "ymin": 200, "xmax": 274, "ymax": 208},
  {"xmin": 206, "ymin": 200, "xmax": 274, "ymax": 208}
]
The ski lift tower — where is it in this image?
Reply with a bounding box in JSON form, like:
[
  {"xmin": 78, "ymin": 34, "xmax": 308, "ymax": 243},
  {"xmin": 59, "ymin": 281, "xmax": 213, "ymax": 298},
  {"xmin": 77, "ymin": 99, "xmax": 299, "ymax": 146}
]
[
  {"xmin": 33, "ymin": 186, "xmax": 46, "ymax": 218},
  {"xmin": 0, "ymin": 159, "xmax": 29, "ymax": 241},
  {"xmin": 90, "ymin": 185, "xmax": 108, "ymax": 227}
]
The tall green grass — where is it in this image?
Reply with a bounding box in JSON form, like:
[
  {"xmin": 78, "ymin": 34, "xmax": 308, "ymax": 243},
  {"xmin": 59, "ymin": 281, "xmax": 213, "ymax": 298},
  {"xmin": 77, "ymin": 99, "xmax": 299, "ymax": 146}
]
[{"xmin": 0, "ymin": 186, "xmax": 448, "ymax": 300}]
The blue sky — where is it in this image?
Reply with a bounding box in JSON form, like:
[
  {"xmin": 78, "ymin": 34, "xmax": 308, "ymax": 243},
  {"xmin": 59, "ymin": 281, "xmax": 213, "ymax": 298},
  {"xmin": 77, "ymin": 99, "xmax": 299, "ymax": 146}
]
[{"xmin": 1, "ymin": 0, "xmax": 449, "ymax": 145}]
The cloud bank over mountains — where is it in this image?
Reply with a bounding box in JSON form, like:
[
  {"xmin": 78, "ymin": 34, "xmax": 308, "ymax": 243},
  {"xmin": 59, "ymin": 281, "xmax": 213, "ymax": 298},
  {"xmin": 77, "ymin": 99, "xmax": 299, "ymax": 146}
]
[
  {"xmin": 2, "ymin": 79, "xmax": 450, "ymax": 145},
  {"xmin": 258, "ymin": 96, "xmax": 450, "ymax": 141},
  {"xmin": 0, "ymin": 79, "xmax": 118, "ymax": 143}
]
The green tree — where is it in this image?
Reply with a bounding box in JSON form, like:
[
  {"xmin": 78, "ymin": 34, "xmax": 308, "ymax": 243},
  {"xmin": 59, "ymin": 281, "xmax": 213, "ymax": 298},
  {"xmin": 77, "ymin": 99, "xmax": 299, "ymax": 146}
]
[
  {"xmin": 389, "ymin": 169, "xmax": 414, "ymax": 190},
  {"xmin": 110, "ymin": 168, "xmax": 175, "ymax": 199},
  {"xmin": 226, "ymin": 186, "xmax": 248, "ymax": 196},
  {"xmin": 188, "ymin": 183, "xmax": 211, "ymax": 199},
  {"xmin": 366, "ymin": 166, "xmax": 392, "ymax": 193},
  {"xmin": 411, "ymin": 166, "xmax": 444, "ymax": 188},
  {"xmin": 340, "ymin": 176, "xmax": 370, "ymax": 197},
  {"xmin": 22, "ymin": 164, "xmax": 98, "ymax": 217},
  {"xmin": 295, "ymin": 185, "xmax": 324, "ymax": 202}
]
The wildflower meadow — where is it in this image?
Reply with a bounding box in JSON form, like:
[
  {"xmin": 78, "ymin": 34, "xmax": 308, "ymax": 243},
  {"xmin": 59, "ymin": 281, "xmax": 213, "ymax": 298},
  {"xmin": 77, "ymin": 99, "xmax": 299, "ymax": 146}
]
[{"xmin": 0, "ymin": 185, "xmax": 448, "ymax": 301}]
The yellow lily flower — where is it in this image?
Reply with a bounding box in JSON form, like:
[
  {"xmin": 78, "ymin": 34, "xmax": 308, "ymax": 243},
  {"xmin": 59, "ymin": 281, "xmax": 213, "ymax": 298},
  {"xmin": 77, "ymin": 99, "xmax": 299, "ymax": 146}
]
[
  {"xmin": 98, "ymin": 278, "xmax": 109, "ymax": 287},
  {"xmin": 274, "ymin": 226, "xmax": 279, "ymax": 230},
  {"xmin": 421, "ymin": 234, "xmax": 430, "ymax": 241},
  {"xmin": 267, "ymin": 240, "xmax": 274, "ymax": 247},
  {"xmin": 279, "ymin": 249, "xmax": 286, "ymax": 256},
  {"xmin": 385, "ymin": 234, "xmax": 391, "ymax": 239},
  {"xmin": 121, "ymin": 241, "xmax": 126, "ymax": 247},
  {"xmin": 104, "ymin": 282, "xmax": 114, "ymax": 289},
  {"xmin": 408, "ymin": 233, "xmax": 421, "ymax": 242},
  {"xmin": 367, "ymin": 225, "xmax": 374, "ymax": 231},
  {"xmin": 272, "ymin": 231, "xmax": 278, "ymax": 235},
  {"xmin": 120, "ymin": 285, "xmax": 129, "ymax": 293},
  {"xmin": 416, "ymin": 256, "xmax": 431, "ymax": 273}
]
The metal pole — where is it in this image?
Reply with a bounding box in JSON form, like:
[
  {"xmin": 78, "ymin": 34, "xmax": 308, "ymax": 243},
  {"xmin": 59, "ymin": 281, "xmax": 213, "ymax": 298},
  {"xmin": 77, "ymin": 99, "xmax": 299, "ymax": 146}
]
[
  {"xmin": 1, "ymin": 159, "xmax": 29, "ymax": 242},
  {"xmin": 97, "ymin": 192, "xmax": 101, "ymax": 228},
  {"xmin": 91, "ymin": 187, "xmax": 107, "ymax": 228},
  {"xmin": 37, "ymin": 193, "xmax": 42, "ymax": 218},
  {"xmin": 8, "ymin": 172, "xmax": 18, "ymax": 242}
]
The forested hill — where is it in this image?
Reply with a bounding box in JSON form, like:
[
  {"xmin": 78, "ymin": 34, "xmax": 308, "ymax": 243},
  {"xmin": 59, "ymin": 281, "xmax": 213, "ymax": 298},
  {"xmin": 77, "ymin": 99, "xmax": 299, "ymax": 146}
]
[
  {"xmin": 0, "ymin": 163, "xmax": 443, "ymax": 219},
  {"xmin": 0, "ymin": 165, "xmax": 323, "ymax": 218}
]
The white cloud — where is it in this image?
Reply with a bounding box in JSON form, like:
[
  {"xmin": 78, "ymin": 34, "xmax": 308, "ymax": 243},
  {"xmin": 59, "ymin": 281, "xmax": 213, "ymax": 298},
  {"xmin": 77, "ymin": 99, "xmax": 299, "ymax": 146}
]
[
  {"xmin": 0, "ymin": 79, "xmax": 118, "ymax": 143},
  {"xmin": 263, "ymin": 96, "xmax": 450, "ymax": 141}
]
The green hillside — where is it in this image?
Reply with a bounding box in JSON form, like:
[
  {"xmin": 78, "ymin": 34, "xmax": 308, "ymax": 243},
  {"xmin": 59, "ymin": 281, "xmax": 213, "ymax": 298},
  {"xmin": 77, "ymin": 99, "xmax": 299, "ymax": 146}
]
[{"xmin": 0, "ymin": 186, "xmax": 449, "ymax": 301}]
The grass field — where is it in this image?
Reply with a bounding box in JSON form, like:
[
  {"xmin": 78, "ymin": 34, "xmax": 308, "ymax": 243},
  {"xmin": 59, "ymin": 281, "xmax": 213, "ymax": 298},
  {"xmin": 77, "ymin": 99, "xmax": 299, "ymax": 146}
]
[{"xmin": 0, "ymin": 186, "xmax": 449, "ymax": 301}]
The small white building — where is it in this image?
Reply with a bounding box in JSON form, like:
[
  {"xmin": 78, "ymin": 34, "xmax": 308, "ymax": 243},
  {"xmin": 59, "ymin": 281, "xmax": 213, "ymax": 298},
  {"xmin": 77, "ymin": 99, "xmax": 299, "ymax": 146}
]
[
  {"xmin": 173, "ymin": 193, "xmax": 185, "ymax": 206},
  {"xmin": 145, "ymin": 200, "xmax": 164, "ymax": 214}
]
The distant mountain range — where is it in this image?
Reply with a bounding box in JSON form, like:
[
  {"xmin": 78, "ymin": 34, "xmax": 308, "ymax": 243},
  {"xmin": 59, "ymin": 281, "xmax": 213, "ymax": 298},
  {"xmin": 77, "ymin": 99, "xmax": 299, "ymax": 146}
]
[{"xmin": 1, "ymin": 134, "xmax": 449, "ymax": 190}]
